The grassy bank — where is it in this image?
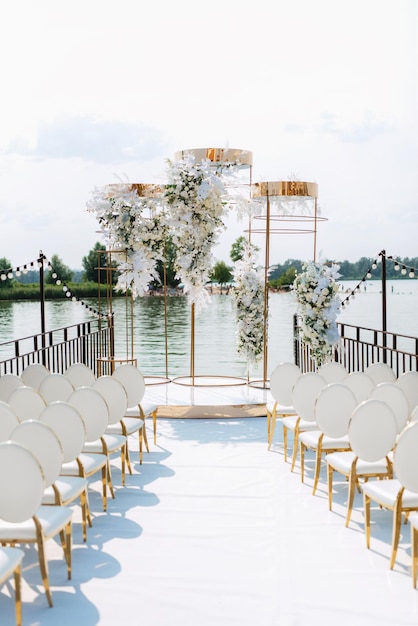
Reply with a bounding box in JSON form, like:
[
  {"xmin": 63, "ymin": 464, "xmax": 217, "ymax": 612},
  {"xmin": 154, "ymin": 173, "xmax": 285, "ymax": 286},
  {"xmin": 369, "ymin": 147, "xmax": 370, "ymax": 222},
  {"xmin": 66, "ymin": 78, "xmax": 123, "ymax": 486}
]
[{"xmin": 0, "ymin": 282, "xmax": 114, "ymax": 301}]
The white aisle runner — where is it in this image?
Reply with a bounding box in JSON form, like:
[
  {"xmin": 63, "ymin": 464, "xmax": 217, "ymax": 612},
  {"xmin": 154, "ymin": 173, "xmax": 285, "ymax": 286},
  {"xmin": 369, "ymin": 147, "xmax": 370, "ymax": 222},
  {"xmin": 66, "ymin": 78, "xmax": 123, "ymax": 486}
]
[{"xmin": 2, "ymin": 417, "xmax": 418, "ymax": 625}]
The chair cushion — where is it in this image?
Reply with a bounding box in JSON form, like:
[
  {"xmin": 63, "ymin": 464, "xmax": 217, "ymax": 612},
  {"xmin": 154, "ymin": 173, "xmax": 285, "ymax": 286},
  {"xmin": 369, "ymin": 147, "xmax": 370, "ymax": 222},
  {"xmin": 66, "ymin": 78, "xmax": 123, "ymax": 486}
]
[
  {"xmin": 326, "ymin": 451, "xmax": 391, "ymax": 476},
  {"xmin": 0, "ymin": 505, "xmax": 72, "ymax": 541},
  {"xmin": 299, "ymin": 430, "xmax": 350, "ymax": 451},
  {"xmin": 42, "ymin": 476, "xmax": 88, "ymax": 505},
  {"xmin": 106, "ymin": 417, "xmax": 145, "ymax": 436},
  {"xmin": 361, "ymin": 478, "xmax": 418, "ymax": 508}
]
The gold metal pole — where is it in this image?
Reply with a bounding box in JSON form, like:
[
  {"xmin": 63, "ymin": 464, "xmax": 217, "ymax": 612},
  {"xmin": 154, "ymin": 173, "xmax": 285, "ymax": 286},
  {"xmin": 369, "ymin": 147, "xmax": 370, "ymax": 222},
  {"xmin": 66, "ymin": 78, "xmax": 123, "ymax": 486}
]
[
  {"xmin": 163, "ymin": 251, "xmax": 169, "ymax": 379},
  {"xmin": 190, "ymin": 302, "xmax": 195, "ymax": 384},
  {"xmin": 263, "ymin": 194, "xmax": 271, "ymax": 387}
]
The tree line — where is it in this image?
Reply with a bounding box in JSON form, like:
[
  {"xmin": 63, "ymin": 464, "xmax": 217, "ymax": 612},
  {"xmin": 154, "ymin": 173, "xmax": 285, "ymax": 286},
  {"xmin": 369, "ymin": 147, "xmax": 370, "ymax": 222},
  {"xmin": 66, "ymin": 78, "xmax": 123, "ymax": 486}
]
[{"xmin": 1, "ymin": 238, "xmax": 417, "ymax": 298}]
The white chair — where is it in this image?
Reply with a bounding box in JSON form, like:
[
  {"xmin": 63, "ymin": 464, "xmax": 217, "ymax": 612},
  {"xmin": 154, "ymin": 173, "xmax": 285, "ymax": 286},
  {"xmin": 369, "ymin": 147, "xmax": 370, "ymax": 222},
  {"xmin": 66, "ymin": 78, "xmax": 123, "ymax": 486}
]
[
  {"xmin": 299, "ymin": 382, "xmax": 357, "ymax": 494},
  {"xmin": 112, "ymin": 364, "xmax": 158, "ymax": 461},
  {"xmin": 0, "ymin": 440, "xmax": 73, "ymax": 608},
  {"xmin": 7, "ymin": 385, "xmax": 46, "ymax": 422},
  {"xmin": 68, "ymin": 386, "xmax": 125, "ymax": 498},
  {"xmin": 20, "ymin": 362, "xmax": 49, "ymax": 389},
  {"xmin": 364, "ymin": 361, "xmax": 396, "ymax": 384},
  {"xmin": 317, "ymin": 361, "xmax": 348, "ymax": 383},
  {"xmin": 11, "ymin": 419, "xmax": 91, "ymax": 543},
  {"xmin": 396, "ymin": 371, "xmax": 418, "ymax": 416},
  {"xmin": 0, "ymin": 374, "xmax": 24, "ymax": 402},
  {"xmin": 0, "ymin": 546, "xmax": 24, "ymax": 626},
  {"xmin": 362, "ymin": 420, "xmax": 418, "ymax": 570},
  {"xmin": 266, "ymin": 362, "xmax": 301, "ymax": 450},
  {"xmin": 281, "ymin": 372, "xmax": 327, "ymax": 471},
  {"xmin": 39, "ymin": 372, "xmax": 75, "ymax": 403},
  {"xmin": 40, "ymin": 401, "xmax": 109, "ymax": 513},
  {"xmin": 64, "ymin": 363, "xmax": 96, "ymax": 388},
  {"xmin": 342, "ymin": 371, "xmax": 375, "ymax": 403},
  {"xmin": 93, "ymin": 376, "xmax": 139, "ymax": 476},
  {"xmin": 369, "ymin": 382, "xmax": 410, "ymax": 434},
  {"xmin": 326, "ymin": 399, "xmax": 397, "ymax": 527}
]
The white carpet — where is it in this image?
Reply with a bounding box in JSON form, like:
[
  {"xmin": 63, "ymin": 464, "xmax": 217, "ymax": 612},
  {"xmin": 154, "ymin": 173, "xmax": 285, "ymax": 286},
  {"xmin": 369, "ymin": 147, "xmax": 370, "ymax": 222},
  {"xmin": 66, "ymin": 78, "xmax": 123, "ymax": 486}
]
[{"xmin": 2, "ymin": 416, "xmax": 418, "ymax": 626}]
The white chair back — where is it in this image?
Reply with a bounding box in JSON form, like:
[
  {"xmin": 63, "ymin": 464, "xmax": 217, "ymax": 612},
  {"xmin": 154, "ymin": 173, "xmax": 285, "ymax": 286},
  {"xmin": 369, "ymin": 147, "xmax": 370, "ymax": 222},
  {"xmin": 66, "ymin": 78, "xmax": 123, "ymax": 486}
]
[
  {"xmin": 8, "ymin": 386, "xmax": 46, "ymax": 422},
  {"xmin": 349, "ymin": 399, "xmax": 397, "ymax": 461},
  {"xmin": 39, "ymin": 373, "xmax": 75, "ymax": 403},
  {"xmin": 68, "ymin": 387, "xmax": 109, "ymax": 441},
  {"xmin": 0, "ymin": 374, "xmax": 24, "ymax": 401},
  {"xmin": 369, "ymin": 382, "xmax": 409, "ymax": 433},
  {"xmin": 396, "ymin": 371, "xmax": 418, "ymax": 415},
  {"xmin": 317, "ymin": 361, "xmax": 347, "ymax": 383},
  {"xmin": 0, "ymin": 441, "xmax": 44, "ymax": 522},
  {"xmin": 314, "ymin": 382, "xmax": 357, "ymax": 438},
  {"xmin": 64, "ymin": 363, "xmax": 96, "ymax": 388},
  {"xmin": 11, "ymin": 420, "xmax": 63, "ymax": 487},
  {"xmin": 40, "ymin": 401, "xmax": 86, "ymax": 463},
  {"xmin": 21, "ymin": 363, "xmax": 50, "ymax": 389},
  {"xmin": 394, "ymin": 421, "xmax": 418, "ymax": 492},
  {"xmin": 365, "ymin": 362, "xmax": 396, "ymax": 384},
  {"xmin": 93, "ymin": 376, "xmax": 128, "ymax": 425},
  {"xmin": 343, "ymin": 371, "xmax": 375, "ymax": 403},
  {"xmin": 292, "ymin": 372, "xmax": 327, "ymax": 422},
  {"xmin": 112, "ymin": 364, "xmax": 146, "ymax": 407},
  {"xmin": 269, "ymin": 362, "xmax": 301, "ymax": 406},
  {"xmin": 0, "ymin": 401, "xmax": 20, "ymax": 441}
]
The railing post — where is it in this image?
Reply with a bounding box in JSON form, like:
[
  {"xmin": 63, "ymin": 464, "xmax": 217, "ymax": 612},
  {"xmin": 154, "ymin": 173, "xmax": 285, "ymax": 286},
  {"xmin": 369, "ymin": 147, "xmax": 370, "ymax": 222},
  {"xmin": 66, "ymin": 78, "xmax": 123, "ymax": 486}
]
[
  {"xmin": 381, "ymin": 250, "xmax": 387, "ymax": 363},
  {"xmin": 38, "ymin": 251, "xmax": 46, "ymax": 366}
]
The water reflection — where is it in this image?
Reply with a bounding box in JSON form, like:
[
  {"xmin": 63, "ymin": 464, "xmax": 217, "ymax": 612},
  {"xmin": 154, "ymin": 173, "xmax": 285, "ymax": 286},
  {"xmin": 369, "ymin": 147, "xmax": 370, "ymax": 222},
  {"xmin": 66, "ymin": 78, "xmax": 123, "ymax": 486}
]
[{"xmin": 1, "ymin": 281, "xmax": 417, "ymax": 377}]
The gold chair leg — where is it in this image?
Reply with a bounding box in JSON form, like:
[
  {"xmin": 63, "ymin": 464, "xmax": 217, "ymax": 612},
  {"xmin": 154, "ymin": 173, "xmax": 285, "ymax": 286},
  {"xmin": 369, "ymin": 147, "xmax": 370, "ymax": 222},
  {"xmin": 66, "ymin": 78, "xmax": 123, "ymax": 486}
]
[
  {"xmin": 300, "ymin": 442, "xmax": 305, "ymax": 483},
  {"xmin": 139, "ymin": 429, "xmax": 143, "ymax": 465},
  {"xmin": 107, "ymin": 461, "xmax": 115, "ymax": 499},
  {"xmin": 412, "ymin": 525, "xmax": 418, "ymax": 588},
  {"xmin": 283, "ymin": 426, "xmax": 288, "ymax": 462},
  {"xmin": 37, "ymin": 533, "xmax": 53, "ymax": 607},
  {"xmin": 312, "ymin": 447, "xmax": 322, "ymax": 495},
  {"xmin": 126, "ymin": 443, "xmax": 133, "ymax": 475},
  {"xmin": 101, "ymin": 464, "xmax": 107, "ymax": 512},
  {"xmin": 327, "ymin": 464, "xmax": 334, "ymax": 511},
  {"xmin": 345, "ymin": 470, "xmax": 357, "ymax": 527},
  {"xmin": 390, "ymin": 500, "xmax": 403, "ymax": 570},
  {"xmin": 142, "ymin": 424, "xmax": 150, "ymax": 453},
  {"xmin": 290, "ymin": 422, "xmax": 300, "ymax": 472},
  {"xmin": 14, "ymin": 564, "xmax": 22, "ymax": 626},
  {"xmin": 153, "ymin": 409, "xmax": 157, "ymax": 445},
  {"xmin": 364, "ymin": 494, "xmax": 371, "ymax": 548}
]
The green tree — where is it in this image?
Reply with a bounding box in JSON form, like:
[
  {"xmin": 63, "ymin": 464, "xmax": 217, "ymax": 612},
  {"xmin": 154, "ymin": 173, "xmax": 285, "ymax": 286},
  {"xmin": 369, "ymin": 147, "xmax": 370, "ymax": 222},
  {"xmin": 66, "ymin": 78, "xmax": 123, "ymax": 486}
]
[
  {"xmin": 230, "ymin": 236, "xmax": 260, "ymax": 263},
  {"xmin": 211, "ymin": 260, "xmax": 233, "ymax": 292},
  {"xmin": 269, "ymin": 267, "xmax": 296, "ymax": 290},
  {"xmin": 152, "ymin": 237, "xmax": 181, "ymax": 289},
  {"xmin": 0, "ymin": 257, "xmax": 15, "ymax": 289},
  {"xmin": 82, "ymin": 242, "xmax": 118, "ymax": 285},
  {"xmin": 45, "ymin": 254, "xmax": 73, "ymax": 284}
]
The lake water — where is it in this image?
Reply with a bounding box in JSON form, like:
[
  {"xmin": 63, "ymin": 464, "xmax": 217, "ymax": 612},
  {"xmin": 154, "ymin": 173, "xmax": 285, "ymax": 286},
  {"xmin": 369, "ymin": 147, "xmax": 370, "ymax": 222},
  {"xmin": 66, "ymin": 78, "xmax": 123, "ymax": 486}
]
[{"xmin": 0, "ymin": 279, "xmax": 417, "ymax": 377}]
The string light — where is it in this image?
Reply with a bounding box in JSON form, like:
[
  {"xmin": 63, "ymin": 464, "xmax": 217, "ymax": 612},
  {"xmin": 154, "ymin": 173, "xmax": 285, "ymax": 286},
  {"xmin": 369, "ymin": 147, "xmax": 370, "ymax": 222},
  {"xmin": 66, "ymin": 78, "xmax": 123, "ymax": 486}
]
[
  {"xmin": 0, "ymin": 254, "xmax": 106, "ymax": 319},
  {"xmin": 341, "ymin": 250, "xmax": 418, "ymax": 308}
]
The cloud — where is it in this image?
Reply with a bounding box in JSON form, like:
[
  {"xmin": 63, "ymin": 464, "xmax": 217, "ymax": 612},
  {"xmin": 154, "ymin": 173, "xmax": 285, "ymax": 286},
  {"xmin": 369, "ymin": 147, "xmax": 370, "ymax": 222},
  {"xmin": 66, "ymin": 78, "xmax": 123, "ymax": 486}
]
[
  {"xmin": 319, "ymin": 110, "xmax": 392, "ymax": 143},
  {"xmin": 5, "ymin": 117, "xmax": 168, "ymax": 164}
]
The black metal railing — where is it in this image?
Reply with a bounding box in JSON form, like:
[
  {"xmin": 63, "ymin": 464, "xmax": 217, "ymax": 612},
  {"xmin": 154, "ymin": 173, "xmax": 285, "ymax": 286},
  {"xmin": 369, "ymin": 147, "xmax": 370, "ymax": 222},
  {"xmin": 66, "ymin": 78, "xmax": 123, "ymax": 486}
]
[
  {"xmin": 0, "ymin": 320, "xmax": 112, "ymax": 376},
  {"xmin": 294, "ymin": 316, "xmax": 418, "ymax": 376}
]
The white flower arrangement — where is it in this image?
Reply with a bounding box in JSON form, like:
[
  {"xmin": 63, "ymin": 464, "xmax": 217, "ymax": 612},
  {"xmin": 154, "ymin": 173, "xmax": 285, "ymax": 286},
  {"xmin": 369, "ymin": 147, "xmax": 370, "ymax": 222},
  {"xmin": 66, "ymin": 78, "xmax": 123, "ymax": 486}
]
[
  {"xmin": 86, "ymin": 183, "xmax": 167, "ymax": 298},
  {"xmin": 232, "ymin": 245, "xmax": 265, "ymax": 365},
  {"xmin": 292, "ymin": 260, "xmax": 341, "ymax": 366},
  {"xmin": 164, "ymin": 153, "xmax": 238, "ymax": 311}
]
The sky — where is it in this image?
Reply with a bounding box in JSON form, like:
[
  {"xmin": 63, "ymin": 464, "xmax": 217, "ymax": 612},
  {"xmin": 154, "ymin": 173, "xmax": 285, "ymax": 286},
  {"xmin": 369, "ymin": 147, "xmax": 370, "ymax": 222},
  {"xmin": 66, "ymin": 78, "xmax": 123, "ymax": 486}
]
[{"xmin": 1, "ymin": 0, "xmax": 417, "ymax": 271}]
